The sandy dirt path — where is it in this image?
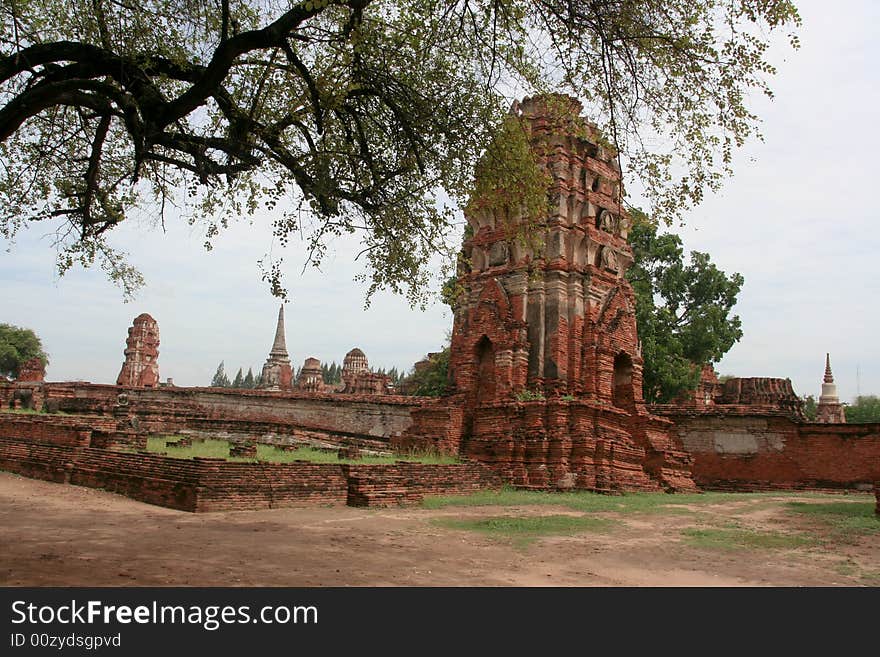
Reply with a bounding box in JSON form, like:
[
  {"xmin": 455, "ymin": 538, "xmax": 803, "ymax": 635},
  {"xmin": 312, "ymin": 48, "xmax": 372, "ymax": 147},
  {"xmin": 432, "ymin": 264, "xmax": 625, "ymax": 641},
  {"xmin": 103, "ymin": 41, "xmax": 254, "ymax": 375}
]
[{"xmin": 1, "ymin": 472, "xmax": 876, "ymax": 586}]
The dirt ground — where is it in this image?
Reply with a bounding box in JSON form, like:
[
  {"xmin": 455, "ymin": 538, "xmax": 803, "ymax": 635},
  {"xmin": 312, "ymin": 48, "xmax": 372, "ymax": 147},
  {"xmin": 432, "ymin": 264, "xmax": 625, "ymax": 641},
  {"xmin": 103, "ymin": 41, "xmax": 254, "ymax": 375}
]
[{"xmin": 1, "ymin": 472, "xmax": 877, "ymax": 587}]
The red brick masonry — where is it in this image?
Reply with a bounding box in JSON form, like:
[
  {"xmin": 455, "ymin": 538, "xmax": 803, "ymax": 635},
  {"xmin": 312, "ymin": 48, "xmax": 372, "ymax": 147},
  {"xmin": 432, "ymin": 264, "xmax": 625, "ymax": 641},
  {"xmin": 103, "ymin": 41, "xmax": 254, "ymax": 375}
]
[
  {"xmin": 0, "ymin": 415, "xmax": 500, "ymax": 511},
  {"xmin": 653, "ymin": 406, "xmax": 880, "ymax": 491}
]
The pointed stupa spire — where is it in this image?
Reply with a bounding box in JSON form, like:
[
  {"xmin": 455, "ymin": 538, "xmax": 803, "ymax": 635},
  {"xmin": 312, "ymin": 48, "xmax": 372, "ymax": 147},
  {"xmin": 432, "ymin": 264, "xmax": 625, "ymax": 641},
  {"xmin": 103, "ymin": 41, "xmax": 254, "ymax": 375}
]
[
  {"xmin": 824, "ymin": 353, "xmax": 834, "ymax": 383},
  {"xmin": 269, "ymin": 304, "xmax": 288, "ymax": 359},
  {"xmin": 819, "ymin": 353, "xmax": 839, "ymax": 404},
  {"xmin": 816, "ymin": 352, "xmax": 846, "ymax": 423}
]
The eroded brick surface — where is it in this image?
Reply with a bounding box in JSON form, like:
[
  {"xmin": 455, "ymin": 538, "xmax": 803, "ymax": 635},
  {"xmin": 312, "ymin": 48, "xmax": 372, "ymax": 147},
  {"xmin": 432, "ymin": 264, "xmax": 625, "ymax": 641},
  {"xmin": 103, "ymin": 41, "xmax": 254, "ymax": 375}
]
[
  {"xmin": 398, "ymin": 95, "xmax": 696, "ymax": 493},
  {"xmin": 116, "ymin": 313, "xmax": 160, "ymax": 387},
  {"xmin": 654, "ymin": 407, "xmax": 880, "ymax": 491}
]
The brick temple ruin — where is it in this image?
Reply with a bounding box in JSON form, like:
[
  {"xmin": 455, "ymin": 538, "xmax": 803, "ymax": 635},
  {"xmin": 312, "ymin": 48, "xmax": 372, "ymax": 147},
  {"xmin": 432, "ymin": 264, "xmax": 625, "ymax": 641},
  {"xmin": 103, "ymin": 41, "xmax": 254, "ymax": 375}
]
[
  {"xmin": 397, "ymin": 95, "xmax": 696, "ymax": 492},
  {"xmin": 0, "ymin": 95, "xmax": 877, "ymax": 512},
  {"xmin": 116, "ymin": 313, "xmax": 160, "ymax": 387}
]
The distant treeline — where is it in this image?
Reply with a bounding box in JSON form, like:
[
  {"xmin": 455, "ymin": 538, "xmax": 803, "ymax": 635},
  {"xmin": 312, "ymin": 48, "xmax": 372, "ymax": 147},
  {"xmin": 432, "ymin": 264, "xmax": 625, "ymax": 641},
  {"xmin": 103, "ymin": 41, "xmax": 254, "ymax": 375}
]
[{"xmin": 209, "ymin": 360, "xmax": 408, "ymax": 388}]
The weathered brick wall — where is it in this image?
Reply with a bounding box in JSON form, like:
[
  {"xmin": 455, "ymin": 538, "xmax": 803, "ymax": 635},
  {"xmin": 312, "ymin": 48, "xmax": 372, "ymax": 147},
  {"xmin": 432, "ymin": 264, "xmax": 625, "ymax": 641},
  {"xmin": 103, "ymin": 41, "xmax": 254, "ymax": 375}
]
[
  {"xmin": 33, "ymin": 383, "xmax": 422, "ymax": 444},
  {"xmin": 0, "ymin": 414, "xmax": 117, "ymax": 446},
  {"xmin": 462, "ymin": 400, "xmax": 696, "ymax": 493},
  {"xmin": 343, "ymin": 462, "xmax": 501, "ymax": 507},
  {"xmin": 70, "ymin": 449, "xmax": 201, "ymax": 510},
  {"xmin": 392, "ymin": 401, "xmax": 466, "ymax": 454},
  {"xmin": 658, "ymin": 408, "xmax": 880, "ymax": 490},
  {"xmin": 0, "ymin": 438, "xmax": 80, "ymax": 483},
  {"xmin": 193, "ymin": 460, "xmax": 348, "ymax": 511},
  {"xmin": 0, "ymin": 422, "xmax": 502, "ymax": 511}
]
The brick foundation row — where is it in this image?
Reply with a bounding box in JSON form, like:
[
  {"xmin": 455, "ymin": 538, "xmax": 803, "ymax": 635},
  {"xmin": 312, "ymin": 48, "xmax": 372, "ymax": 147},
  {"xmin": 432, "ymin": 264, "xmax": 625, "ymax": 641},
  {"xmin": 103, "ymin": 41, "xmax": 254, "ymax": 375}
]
[{"xmin": 0, "ymin": 436, "xmax": 501, "ymax": 512}]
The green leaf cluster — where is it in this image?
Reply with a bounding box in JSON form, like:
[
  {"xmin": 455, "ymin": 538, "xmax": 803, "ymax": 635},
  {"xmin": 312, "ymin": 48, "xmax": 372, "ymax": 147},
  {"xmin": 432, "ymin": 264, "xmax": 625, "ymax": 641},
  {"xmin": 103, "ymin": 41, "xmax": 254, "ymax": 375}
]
[
  {"xmin": 845, "ymin": 396, "xmax": 880, "ymax": 424},
  {"xmin": 0, "ymin": 323, "xmax": 49, "ymax": 379},
  {"xmin": 400, "ymin": 347, "xmax": 450, "ymax": 397},
  {"xmin": 627, "ymin": 210, "xmax": 743, "ymax": 403},
  {"xmin": 0, "ymin": 0, "xmax": 801, "ymax": 304}
]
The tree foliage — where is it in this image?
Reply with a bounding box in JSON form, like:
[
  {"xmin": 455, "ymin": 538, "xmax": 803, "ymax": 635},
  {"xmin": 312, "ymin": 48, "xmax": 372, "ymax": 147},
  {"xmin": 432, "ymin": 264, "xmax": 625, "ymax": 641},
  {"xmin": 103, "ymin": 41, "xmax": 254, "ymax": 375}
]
[
  {"xmin": 627, "ymin": 210, "xmax": 744, "ymax": 403},
  {"xmin": 210, "ymin": 360, "xmax": 230, "ymax": 387},
  {"xmin": 801, "ymin": 395, "xmax": 817, "ymax": 421},
  {"xmin": 0, "ymin": 0, "xmax": 800, "ymax": 301},
  {"xmin": 845, "ymin": 396, "xmax": 880, "ymax": 424},
  {"xmin": 401, "ymin": 347, "xmax": 449, "ymax": 396},
  {"xmin": 0, "ymin": 323, "xmax": 48, "ymax": 379}
]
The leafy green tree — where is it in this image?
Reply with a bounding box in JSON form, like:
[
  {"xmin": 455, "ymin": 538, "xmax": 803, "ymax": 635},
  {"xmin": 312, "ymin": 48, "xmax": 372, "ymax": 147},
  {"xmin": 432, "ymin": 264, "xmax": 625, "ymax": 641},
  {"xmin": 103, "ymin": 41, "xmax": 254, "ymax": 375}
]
[
  {"xmin": 402, "ymin": 348, "xmax": 450, "ymax": 397},
  {"xmin": 845, "ymin": 396, "xmax": 880, "ymax": 423},
  {"xmin": 627, "ymin": 210, "xmax": 744, "ymax": 403},
  {"xmin": 0, "ymin": 323, "xmax": 49, "ymax": 379},
  {"xmin": 210, "ymin": 361, "xmax": 230, "ymax": 388},
  {"xmin": 243, "ymin": 367, "xmax": 255, "ymax": 388},
  {"xmin": 232, "ymin": 367, "xmax": 244, "ymax": 388},
  {"xmin": 0, "ymin": 0, "xmax": 800, "ymax": 302},
  {"xmin": 802, "ymin": 395, "xmax": 817, "ymax": 421}
]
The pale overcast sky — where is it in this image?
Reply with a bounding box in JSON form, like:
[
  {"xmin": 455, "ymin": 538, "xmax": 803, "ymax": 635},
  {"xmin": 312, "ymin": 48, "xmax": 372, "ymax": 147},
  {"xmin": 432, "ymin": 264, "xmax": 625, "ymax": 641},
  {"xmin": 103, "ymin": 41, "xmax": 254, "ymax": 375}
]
[{"xmin": 1, "ymin": 0, "xmax": 877, "ymax": 402}]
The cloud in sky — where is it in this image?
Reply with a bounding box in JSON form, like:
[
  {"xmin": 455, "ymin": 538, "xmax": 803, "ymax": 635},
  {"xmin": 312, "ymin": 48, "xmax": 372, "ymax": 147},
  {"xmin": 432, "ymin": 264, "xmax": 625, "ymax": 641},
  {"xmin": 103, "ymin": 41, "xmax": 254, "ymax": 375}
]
[{"xmin": 1, "ymin": 0, "xmax": 877, "ymax": 402}]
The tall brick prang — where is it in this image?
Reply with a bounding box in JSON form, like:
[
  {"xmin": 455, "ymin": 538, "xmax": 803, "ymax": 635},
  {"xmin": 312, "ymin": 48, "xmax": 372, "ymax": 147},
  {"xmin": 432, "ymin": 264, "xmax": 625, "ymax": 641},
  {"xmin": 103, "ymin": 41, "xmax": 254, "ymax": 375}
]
[
  {"xmin": 398, "ymin": 94, "xmax": 696, "ymax": 492},
  {"xmin": 116, "ymin": 313, "xmax": 160, "ymax": 387}
]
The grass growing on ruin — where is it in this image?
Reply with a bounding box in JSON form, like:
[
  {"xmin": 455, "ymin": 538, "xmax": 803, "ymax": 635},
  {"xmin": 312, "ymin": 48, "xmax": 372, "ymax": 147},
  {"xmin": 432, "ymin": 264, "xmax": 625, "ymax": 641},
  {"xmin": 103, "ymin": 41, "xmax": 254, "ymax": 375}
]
[
  {"xmin": 422, "ymin": 486, "xmax": 766, "ymax": 514},
  {"xmin": 0, "ymin": 407, "xmax": 67, "ymax": 415},
  {"xmin": 145, "ymin": 437, "xmax": 460, "ymax": 465},
  {"xmin": 432, "ymin": 514, "xmax": 618, "ymax": 546},
  {"xmin": 681, "ymin": 526, "xmax": 816, "ymax": 551}
]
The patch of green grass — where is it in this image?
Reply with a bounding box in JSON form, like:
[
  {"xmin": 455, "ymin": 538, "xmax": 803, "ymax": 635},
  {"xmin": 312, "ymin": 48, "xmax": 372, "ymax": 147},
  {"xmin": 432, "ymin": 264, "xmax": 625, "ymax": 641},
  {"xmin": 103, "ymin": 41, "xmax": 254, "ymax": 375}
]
[
  {"xmin": 681, "ymin": 527, "xmax": 816, "ymax": 551},
  {"xmin": 144, "ymin": 436, "xmax": 460, "ymax": 465},
  {"xmin": 433, "ymin": 514, "xmax": 617, "ymax": 546},
  {"xmin": 787, "ymin": 501, "xmax": 880, "ymax": 536},
  {"xmin": 423, "ymin": 485, "xmax": 774, "ymax": 515},
  {"xmin": 0, "ymin": 407, "xmax": 67, "ymax": 415},
  {"xmin": 860, "ymin": 571, "xmax": 880, "ymax": 585}
]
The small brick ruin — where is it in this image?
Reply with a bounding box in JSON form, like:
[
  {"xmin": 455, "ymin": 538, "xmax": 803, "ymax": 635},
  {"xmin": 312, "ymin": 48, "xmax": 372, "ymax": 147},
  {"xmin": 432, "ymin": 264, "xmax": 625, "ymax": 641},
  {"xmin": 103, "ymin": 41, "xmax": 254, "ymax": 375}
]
[
  {"xmin": 16, "ymin": 357, "xmax": 46, "ymax": 383},
  {"xmin": 678, "ymin": 364, "xmax": 807, "ymax": 420},
  {"xmin": 258, "ymin": 305, "xmax": 293, "ymax": 390},
  {"xmin": 116, "ymin": 313, "xmax": 160, "ymax": 387},
  {"xmin": 398, "ymin": 94, "xmax": 696, "ymax": 493},
  {"xmin": 296, "ymin": 357, "xmax": 327, "ymax": 392},
  {"xmin": 340, "ymin": 348, "xmax": 394, "ymax": 395}
]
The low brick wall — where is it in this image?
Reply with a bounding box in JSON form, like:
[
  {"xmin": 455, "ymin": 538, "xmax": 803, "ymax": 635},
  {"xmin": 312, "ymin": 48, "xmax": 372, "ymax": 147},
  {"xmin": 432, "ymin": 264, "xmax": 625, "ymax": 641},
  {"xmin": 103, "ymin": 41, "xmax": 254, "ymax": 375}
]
[
  {"xmin": 343, "ymin": 463, "xmax": 501, "ymax": 507},
  {"xmin": 193, "ymin": 460, "xmax": 348, "ymax": 511},
  {"xmin": 3, "ymin": 382, "xmax": 432, "ymax": 449},
  {"xmin": 0, "ymin": 438, "xmax": 79, "ymax": 483},
  {"xmin": 0, "ymin": 427, "xmax": 501, "ymax": 511},
  {"xmin": 656, "ymin": 408, "xmax": 880, "ymax": 491},
  {"xmin": 0, "ymin": 413, "xmax": 143, "ymax": 449},
  {"xmin": 0, "ymin": 414, "xmax": 116, "ymax": 447}
]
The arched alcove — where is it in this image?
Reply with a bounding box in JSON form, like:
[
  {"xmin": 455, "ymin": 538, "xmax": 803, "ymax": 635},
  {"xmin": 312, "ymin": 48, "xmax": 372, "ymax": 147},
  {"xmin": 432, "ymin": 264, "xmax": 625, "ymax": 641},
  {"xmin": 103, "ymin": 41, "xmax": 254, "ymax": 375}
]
[
  {"xmin": 612, "ymin": 352, "xmax": 634, "ymax": 409},
  {"xmin": 475, "ymin": 335, "xmax": 496, "ymax": 404}
]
